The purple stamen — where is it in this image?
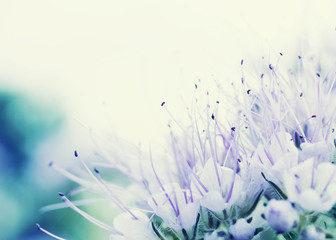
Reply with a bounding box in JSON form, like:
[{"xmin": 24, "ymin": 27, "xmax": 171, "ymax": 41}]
[
  {"xmin": 94, "ymin": 169, "xmax": 138, "ymax": 220},
  {"xmin": 226, "ymin": 166, "xmax": 237, "ymax": 203},
  {"xmin": 258, "ymin": 155, "xmax": 264, "ymax": 164},
  {"xmin": 263, "ymin": 148, "xmax": 274, "ymax": 165},
  {"xmin": 36, "ymin": 223, "xmax": 66, "ymax": 240},
  {"xmin": 320, "ymin": 167, "xmax": 336, "ymax": 197},
  {"xmin": 76, "ymin": 154, "xmax": 138, "ymax": 220},
  {"xmin": 192, "ymin": 172, "xmax": 208, "ymax": 193},
  {"xmin": 310, "ymin": 162, "xmax": 315, "ymax": 189},
  {"xmin": 149, "ymin": 150, "xmax": 179, "ymax": 216},
  {"xmin": 189, "ymin": 187, "xmax": 194, "ymax": 203},
  {"xmin": 59, "ymin": 194, "xmax": 123, "ymax": 234}
]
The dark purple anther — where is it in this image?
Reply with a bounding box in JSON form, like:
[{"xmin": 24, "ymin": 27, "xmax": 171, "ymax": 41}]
[
  {"xmin": 269, "ymin": 64, "xmax": 273, "ymax": 70},
  {"xmin": 48, "ymin": 161, "xmax": 53, "ymax": 167},
  {"xmin": 216, "ymin": 101, "xmax": 219, "ymax": 104},
  {"xmin": 241, "ymin": 59, "xmax": 244, "ymax": 65},
  {"xmin": 74, "ymin": 150, "xmax": 78, "ymax": 157},
  {"xmin": 36, "ymin": 223, "xmax": 41, "ymax": 230},
  {"xmin": 312, "ymin": 115, "xmax": 316, "ymax": 118},
  {"xmin": 58, "ymin": 192, "xmax": 65, "ymax": 197},
  {"xmin": 300, "ymin": 92, "xmax": 303, "ymax": 97},
  {"xmin": 316, "ymin": 73, "xmax": 320, "ymax": 77},
  {"xmin": 195, "ymin": 84, "xmax": 197, "ymax": 89},
  {"xmin": 94, "ymin": 168, "xmax": 100, "ymax": 174},
  {"xmin": 247, "ymin": 89, "xmax": 251, "ymax": 94},
  {"xmin": 261, "ymin": 73, "xmax": 264, "ymax": 78},
  {"xmin": 231, "ymin": 127, "xmax": 236, "ymax": 131},
  {"xmin": 298, "ymin": 56, "xmax": 301, "ymax": 59},
  {"xmin": 211, "ymin": 114, "xmax": 215, "ymax": 120},
  {"xmin": 161, "ymin": 102, "xmax": 165, "ymax": 107},
  {"xmin": 280, "ymin": 52, "xmax": 283, "ymax": 56}
]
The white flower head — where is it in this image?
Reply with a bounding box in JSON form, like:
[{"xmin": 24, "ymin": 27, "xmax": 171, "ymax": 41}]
[
  {"xmin": 229, "ymin": 219, "xmax": 255, "ymax": 240},
  {"xmin": 204, "ymin": 230, "xmax": 227, "ymax": 240},
  {"xmin": 148, "ymin": 183, "xmax": 200, "ymax": 231},
  {"xmin": 111, "ymin": 210, "xmax": 157, "ymax": 240},
  {"xmin": 265, "ymin": 199, "xmax": 299, "ymax": 233},
  {"xmin": 299, "ymin": 140, "xmax": 334, "ymax": 164},
  {"xmin": 250, "ymin": 131, "xmax": 298, "ymax": 188},
  {"xmin": 300, "ymin": 226, "xmax": 326, "ymax": 240},
  {"xmin": 284, "ymin": 158, "xmax": 336, "ymax": 212},
  {"xmin": 41, "ymin": 54, "xmax": 336, "ymax": 240},
  {"xmin": 192, "ymin": 159, "xmax": 243, "ymax": 213}
]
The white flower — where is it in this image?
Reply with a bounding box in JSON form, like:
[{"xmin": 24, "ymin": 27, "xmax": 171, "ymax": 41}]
[
  {"xmin": 43, "ymin": 54, "xmax": 336, "ymax": 240},
  {"xmin": 284, "ymin": 158, "xmax": 336, "ymax": 212},
  {"xmin": 250, "ymin": 131, "xmax": 298, "ymax": 188},
  {"xmin": 300, "ymin": 226, "xmax": 325, "ymax": 240},
  {"xmin": 192, "ymin": 159, "xmax": 243, "ymax": 213},
  {"xmin": 299, "ymin": 140, "xmax": 334, "ymax": 163},
  {"xmin": 204, "ymin": 230, "xmax": 226, "ymax": 240},
  {"xmin": 111, "ymin": 210, "xmax": 157, "ymax": 240},
  {"xmin": 148, "ymin": 183, "xmax": 200, "ymax": 231},
  {"xmin": 265, "ymin": 200, "xmax": 299, "ymax": 233},
  {"xmin": 229, "ymin": 219, "xmax": 255, "ymax": 240}
]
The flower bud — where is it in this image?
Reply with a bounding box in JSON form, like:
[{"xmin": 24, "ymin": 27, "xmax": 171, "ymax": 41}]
[
  {"xmin": 229, "ymin": 219, "xmax": 255, "ymax": 240},
  {"xmin": 300, "ymin": 226, "xmax": 325, "ymax": 240},
  {"xmin": 204, "ymin": 230, "xmax": 226, "ymax": 240},
  {"xmin": 265, "ymin": 200, "xmax": 299, "ymax": 233}
]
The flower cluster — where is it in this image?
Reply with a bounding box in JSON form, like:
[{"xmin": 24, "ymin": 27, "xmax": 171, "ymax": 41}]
[{"xmin": 38, "ymin": 54, "xmax": 336, "ymax": 239}]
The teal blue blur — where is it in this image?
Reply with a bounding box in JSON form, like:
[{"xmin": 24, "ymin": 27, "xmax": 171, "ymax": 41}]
[
  {"xmin": 0, "ymin": 90, "xmax": 63, "ymax": 239},
  {"xmin": 0, "ymin": 90, "xmax": 108, "ymax": 240},
  {"xmin": 0, "ymin": 89, "xmax": 117, "ymax": 240}
]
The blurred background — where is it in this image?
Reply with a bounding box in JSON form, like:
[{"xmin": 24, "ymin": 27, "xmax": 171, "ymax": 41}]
[{"xmin": 0, "ymin": 0, "xmax": 335, "ymax": 239}]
